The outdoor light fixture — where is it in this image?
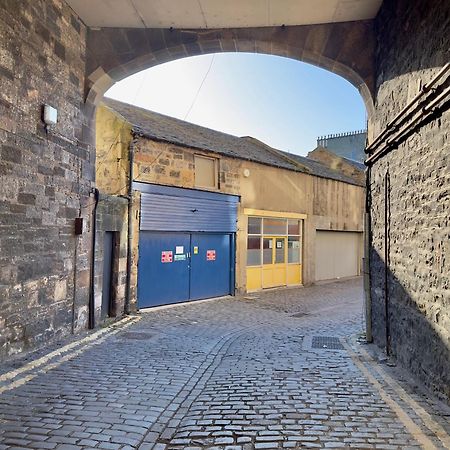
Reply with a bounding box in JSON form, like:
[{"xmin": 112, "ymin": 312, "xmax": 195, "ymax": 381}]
[
  {"xmin": 43, "ymin": 104, "xmax": 58, "ymax": 126},
  {"xmin": 243, "ymin": 169, "xmax": 251, "ymax": 178}
]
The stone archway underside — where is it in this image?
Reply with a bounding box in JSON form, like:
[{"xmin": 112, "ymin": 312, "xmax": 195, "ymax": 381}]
[{"xmin": 84, "ymin": 21, "xmax": 375, "ymax": 137}]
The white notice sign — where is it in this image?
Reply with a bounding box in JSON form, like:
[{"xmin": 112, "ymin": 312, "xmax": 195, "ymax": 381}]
[{"xmin": 175, "ymin": 246, "xmax": 184, "ymax": 254}]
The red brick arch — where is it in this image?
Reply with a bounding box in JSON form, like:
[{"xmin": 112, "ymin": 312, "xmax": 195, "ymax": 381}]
[{"xmin": 83, "ymin": 22, "xmax": 375, "ymax": 145}]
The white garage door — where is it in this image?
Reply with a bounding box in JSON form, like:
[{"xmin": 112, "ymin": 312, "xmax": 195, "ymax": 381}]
[{"xmin": 315, "ymin": 231, "xmax": 362, "ymax": 281}]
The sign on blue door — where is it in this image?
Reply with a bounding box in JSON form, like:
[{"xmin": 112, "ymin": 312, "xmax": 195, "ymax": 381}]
[
  {"xmin": 138, "ymin": 232, "xmax": 233, "ymax": 308},
  {"xmin": 190, "ymin": 234, "xmax": 232, "ymax": 301}
]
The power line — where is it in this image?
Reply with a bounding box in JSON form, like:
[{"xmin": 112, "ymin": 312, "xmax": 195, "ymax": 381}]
[{"xmin": 183, "ymin": 54, "xmax": 216, "ymax": 121}]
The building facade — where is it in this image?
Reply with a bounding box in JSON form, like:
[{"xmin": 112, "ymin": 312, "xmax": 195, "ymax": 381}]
[
  {"xmin": 317, "ymin": 131, "xmax": 367, "ymax": 163},
  {"xmin": 96, "ymin": 99, "xmax": 365, "ymax": 310}
]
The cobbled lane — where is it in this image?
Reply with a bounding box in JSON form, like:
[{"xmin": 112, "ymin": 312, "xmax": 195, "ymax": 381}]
[{"xmin": 0, "ymin": 278, "xmax": 449, "ymax": 450}]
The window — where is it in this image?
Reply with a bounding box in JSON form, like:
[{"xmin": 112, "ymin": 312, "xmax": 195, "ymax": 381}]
[
  {"xmin": 288, "ymin": 236, "xmax": 301, "ymax": 263},
  {"xmin": 194, "ymin": 155, "xmax": 218, "ymax": 189},
  {"xmin": 263, "ymin": 218, "xmax": 286, "ymax": 235},
  {"xmin": 247, "ymin": 236, "xmax": 261, "ymax": 266},
  {"xmin": 246, "ymin": 216, "xmax": 303, "ymax": 267},
  {"xmin": 248, "ymin": 217, "xmax": 262, "ymax": 235},
  {"xmin": 288, "ymin": 219, "xmax": 300, "ymax": 235}
]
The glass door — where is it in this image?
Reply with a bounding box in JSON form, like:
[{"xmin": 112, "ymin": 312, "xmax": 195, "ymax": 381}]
[{"xmin": 262, "ymin": 236, "xmax": 287, "ymax": 288}]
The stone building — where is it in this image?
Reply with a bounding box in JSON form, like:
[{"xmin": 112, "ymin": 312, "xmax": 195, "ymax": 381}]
[
  {"xmin": 365, "ymin": 0, "xmax": 450, "ymax": 400},
  {"xmin": 95, "ymin": 98, "xmax": 365, "ymax": 310}
]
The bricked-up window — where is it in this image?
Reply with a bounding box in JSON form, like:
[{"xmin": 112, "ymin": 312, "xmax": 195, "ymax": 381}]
[{"xmin": 194, "ymin": 155, "xmax": 218, "ymax": 189}]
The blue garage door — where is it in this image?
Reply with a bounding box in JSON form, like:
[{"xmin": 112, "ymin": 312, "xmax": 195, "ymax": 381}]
[
  {"xmin": 138, "ymin": 232, "xmax": 233, "ymax": 308},
  {"xmin": 137, "ymin": 232, "xmax": 191, "ymax": 308},
  {"xmin": 190, "ymin": 233, "xmax": 232, "ymax": 300},
  {"xmin": 135, "ymin": 183, "xmax": 238, "ymax": 308}
]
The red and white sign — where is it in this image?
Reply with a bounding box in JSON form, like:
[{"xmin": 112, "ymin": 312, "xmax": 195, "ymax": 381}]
[
  {"xmin": 161, "ymin": 251, "xmax": 173, "ymax": 263},
  {"xmin": 206, "ymin": 250, "xmax": 216, "ymax": 261}
]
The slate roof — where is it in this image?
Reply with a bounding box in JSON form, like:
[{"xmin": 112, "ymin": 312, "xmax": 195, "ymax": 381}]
[
  {"xmin": 102, "ymin": 97, "xmax": 364, "ymax": 186},
  {"xmin": 340, "ymin": 155, "xmax": 366, "ymax": 171}
]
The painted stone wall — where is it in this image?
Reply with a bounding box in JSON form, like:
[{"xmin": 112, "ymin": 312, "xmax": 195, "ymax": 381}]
[
  {"xmin": 369, "ymin": 0, "xmax": 450, "ymax": 400},
  {"xmin": 0, "ymin": 1, "xmax": 90, "ymax": 357}
]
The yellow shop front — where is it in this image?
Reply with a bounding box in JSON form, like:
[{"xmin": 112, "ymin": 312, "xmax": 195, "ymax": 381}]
[{"xmin": 245, "ymin": 209, "xmax": 306, "ymax": 292}]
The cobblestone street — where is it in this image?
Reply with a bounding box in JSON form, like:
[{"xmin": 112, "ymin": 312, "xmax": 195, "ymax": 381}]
[{"xmin": 0, "ymin": 278, "xmax": 449, "ymax": 450}]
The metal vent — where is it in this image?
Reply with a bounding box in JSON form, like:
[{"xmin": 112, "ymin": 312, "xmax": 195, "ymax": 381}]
[{"xmin": 312, "ymin": 336, "xmax": 344, "ymax": 350}]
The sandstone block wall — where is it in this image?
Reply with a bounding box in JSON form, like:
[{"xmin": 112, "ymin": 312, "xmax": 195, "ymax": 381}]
[
  {"xmin": 369, "ymin": 0, "xmax": 450, "ymax": 400},
  {"xmin": 0, "ymin": 0, "xmax": 91, "ymax": 357}
]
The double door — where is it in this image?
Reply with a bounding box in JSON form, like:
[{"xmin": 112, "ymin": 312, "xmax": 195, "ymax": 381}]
[
  {"xmin": 262, "ymin": 236, "xmax": 287, "ymax": 288},
  {"xmin": 137, "ymin": 232, "xmax": 233, "ymax": 308}
]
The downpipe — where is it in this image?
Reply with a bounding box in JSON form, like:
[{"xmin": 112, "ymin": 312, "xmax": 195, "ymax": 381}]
[
  {"xmin": 384, "ymin": 170, "xmax": 391, "ymax": 356},
  {"xmin": 124, "ymin": 137, "xmax": 136, "ymax": 315},
  {"xmin": 363, "ymin": 165, "xmax": 373, "ymax": 343},
  {"xmin": 89, "ymin": 188, "xmax": 100, "ymax": 329}
]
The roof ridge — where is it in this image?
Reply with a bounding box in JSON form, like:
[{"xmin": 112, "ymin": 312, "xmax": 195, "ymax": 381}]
[{"xmin": 101, "ymin": 98, "xmax": 364, "ymax": 186}]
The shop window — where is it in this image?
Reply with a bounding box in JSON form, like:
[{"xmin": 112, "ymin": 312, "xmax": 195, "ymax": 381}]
[
  {"xmin": 246, "ymin": 215, "xmax": 303, "ymax": 267},
  {"xmin": 194, "ymin": 155, "xmax": 218, "ymax": 189},
  {"xmin": 248, "ymin": 217, "xmax": 262, "ymax": 235},
  {"xmin": 288, "ymin": 219, "xmax": 300, "ymax": 235},
  {"xmin": 247, "ymin": 236, "xmax": 261, "ymax": 266},
  {"xmin": 263, "ymin": 218, "xmax": 286, "ymax": 235},
  {"xmin": 288, "ymin": 236, "xmax": 301, "ymax": 263}
]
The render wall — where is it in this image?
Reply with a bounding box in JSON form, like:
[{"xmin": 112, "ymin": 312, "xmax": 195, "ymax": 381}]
[
  {"xmin": 0, "ymin": 1, "xmax": 91, "ymax": 357},
  {"xmin": 369, "ymin": 0, "xmax": 450, "ymax": 400}
]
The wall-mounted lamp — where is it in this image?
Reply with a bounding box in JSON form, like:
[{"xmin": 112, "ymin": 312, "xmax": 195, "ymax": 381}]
[
  {"xmin": 43, "ymin": 104, "xmax": 58, "ymax": 127},
  {"xmin": 243, "ymin": 169, "xmax": 251, "ymax": 178}
]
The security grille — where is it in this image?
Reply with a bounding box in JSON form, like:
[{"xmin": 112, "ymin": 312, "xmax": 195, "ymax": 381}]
[{"xmin": 312, "ymin": 336, "xmax": 345, "ymax": 350}]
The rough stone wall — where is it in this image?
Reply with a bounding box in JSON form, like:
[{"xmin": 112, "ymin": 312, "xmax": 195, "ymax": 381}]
[
  {"xmin": 0, "ymin": 1, "xmax": 90, "ymax": 357},
  {"xmin": 369, "ymin": 0, "xmax": 450, "ymax": 400},
  {"xmin": 95, "ymin": 106, "xmax": 132, "ymax": 197},
  {"xmin": 134, "ymin": 137, "xmax": 241, "ymax": 195}
]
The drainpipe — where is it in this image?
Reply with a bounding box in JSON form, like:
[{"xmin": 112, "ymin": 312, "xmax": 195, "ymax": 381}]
[
  {"xmin": 363, "ymin": 164, "xmax": 373, "ymax": 342},
  {"xmin": 89, "ymin": 188, "xmax": 100, "ymax": 329},
  {"xmin": 125, "ymin": 136, "xmax": 136, "ymax": 315},
  {"xmin": 384, "ymin": 170, "xmax": 391, "ymax": 356}
]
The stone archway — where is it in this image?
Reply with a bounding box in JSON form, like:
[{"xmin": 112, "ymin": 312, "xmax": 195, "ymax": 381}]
[{"xmin": 82, "ymin": 21, "xmax": 375, "ymax": 147}]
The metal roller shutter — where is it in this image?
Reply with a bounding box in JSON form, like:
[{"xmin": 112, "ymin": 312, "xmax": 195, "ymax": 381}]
[
  {"xmin": 315, "ymin": 230, "xmax": 362, "ymax": 281},
  {"xmin": 135, "ymin": 182, "xmax": 239, "ymax": 233}
]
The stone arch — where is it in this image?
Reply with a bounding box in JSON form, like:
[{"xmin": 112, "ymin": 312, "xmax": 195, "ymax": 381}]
[{"xmin": 83, "ymin": 22, "xmax": 375, "ymax": 146}]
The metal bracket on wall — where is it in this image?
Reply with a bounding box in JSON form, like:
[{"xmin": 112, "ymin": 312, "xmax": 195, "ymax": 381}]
[{"xmin": 365, "ymin": 63, "xmax": 450, "ymax": 166}]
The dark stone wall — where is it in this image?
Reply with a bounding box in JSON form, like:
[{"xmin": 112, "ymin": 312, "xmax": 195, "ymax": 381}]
[
  {"xmin": 369, "ymin": 0, "xmax": 450, "ymax": 400},
  {"xmin": 0, "ymin": 0, "xmax": 91, "ymax": 357}
]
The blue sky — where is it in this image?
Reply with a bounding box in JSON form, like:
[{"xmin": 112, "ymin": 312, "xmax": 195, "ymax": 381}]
[{"xmin": 106, "ymin": 52, "xmax": 366, "ymax": 156}]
